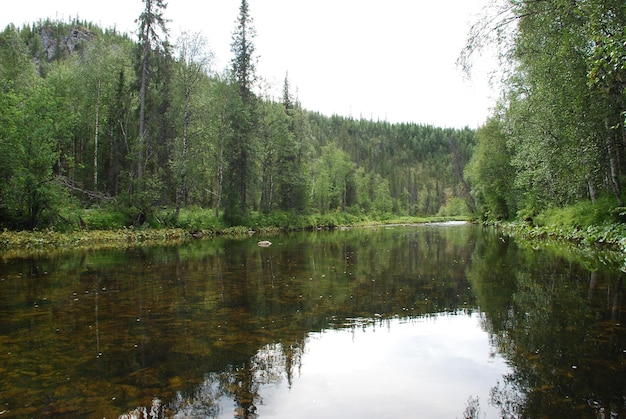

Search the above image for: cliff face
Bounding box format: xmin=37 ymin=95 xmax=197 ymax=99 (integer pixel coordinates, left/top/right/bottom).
xmin=37 ymin=25 xmax=94 ymax=62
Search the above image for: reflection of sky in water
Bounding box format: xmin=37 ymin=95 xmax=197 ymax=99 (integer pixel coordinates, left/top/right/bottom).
xmin=219 ymin=313 xmax=511 ymax=419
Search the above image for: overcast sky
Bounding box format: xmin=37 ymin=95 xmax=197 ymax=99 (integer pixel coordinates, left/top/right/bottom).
xmin=2 ymin=0 xmax=497 ymax=128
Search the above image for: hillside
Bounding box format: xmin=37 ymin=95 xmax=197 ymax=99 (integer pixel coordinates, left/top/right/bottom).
xmin=0 ymin=18 xmax=474 ymax=230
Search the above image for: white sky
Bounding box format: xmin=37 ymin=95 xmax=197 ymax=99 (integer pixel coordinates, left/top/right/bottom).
xmin=1 ymin=0 xmax=498 ymax=128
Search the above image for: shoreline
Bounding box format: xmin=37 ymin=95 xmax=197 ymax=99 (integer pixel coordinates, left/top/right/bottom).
xmin=0 ymin=219 xmax=471 ymax=256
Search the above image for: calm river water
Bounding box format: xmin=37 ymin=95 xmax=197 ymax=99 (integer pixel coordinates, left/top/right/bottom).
xmin=0 ymin=223 xmax=625 ymax=418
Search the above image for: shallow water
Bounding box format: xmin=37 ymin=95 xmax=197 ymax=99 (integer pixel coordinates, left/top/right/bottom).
xmin=0 ymin=224 xmax=624 ymax=418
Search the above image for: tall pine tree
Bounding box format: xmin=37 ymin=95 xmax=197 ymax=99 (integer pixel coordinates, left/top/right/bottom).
xmin=134 ymin=0 xmax=169 ymax=222
xmin=136 ymin=0 xmax=168 ymax=183
xmin=223 ymin=0 xmax=258 ymax=225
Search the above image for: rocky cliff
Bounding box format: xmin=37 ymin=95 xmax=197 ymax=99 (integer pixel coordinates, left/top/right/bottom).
xmin=37 ymin=25 xmax=94 ymax=62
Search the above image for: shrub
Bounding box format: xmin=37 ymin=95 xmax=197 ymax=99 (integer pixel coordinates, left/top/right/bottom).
xmin=173 ymin=207 xmax=226 ymax=231
xmin=534 ymin=196 xmax=620 ymax=229
xmin=437 ymin=197 xmax=470 ymax=217
xmin=82 ymin=207 xmax=129 ymax=230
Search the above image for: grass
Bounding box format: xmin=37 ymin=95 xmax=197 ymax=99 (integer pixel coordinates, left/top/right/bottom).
xmin=0 ymin=206 xmax=470 ymax=254
xmin=0 ymin=227 xmax=192 ymax=257
xmin=493 ymin=196 xmax=626 ymax=254
xmin=533 ymin=197 xmax=623 ymax=229
xmin=4 ymin=197 xmax=624 ymax=257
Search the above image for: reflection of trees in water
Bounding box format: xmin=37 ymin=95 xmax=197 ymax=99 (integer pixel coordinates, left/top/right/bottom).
xmin=17 ymin=225 xmax=614 ymax=416
xmin=470 ymin=241 xmax=626 ymax=418
xmin=119 ymin=341 xmax=305 ymax=418
xmin=116 ymin=228 xmax=480 ymax=417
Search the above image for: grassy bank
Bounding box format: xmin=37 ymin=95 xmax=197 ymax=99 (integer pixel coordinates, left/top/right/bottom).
xmin=0 ymin=206 xmax=468 ymax=253
xmin=491 ymin=198 xmax=626 ymax=255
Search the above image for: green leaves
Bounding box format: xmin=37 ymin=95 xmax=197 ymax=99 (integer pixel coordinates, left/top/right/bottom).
xmin=0 ymin=16 xmax=476 ymax=230
xmin=465 ymin=117 xmax=515 ymax=220
xmin=477 ymin=0 xmax=626 ymax=214
xmin=0 ymin=81 xmax=72 ymax=229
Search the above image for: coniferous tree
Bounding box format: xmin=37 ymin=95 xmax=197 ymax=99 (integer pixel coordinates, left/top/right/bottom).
xmin=275 ymin=73 xmax=309 ymax=213
xmin=103 ymin=67 xmax=132 ymax=197
xmin=134 ymin=0 xmax=170 ymax=223
xmin=136 ymin=0 xmax=168 ymax=184
xmin=282 ymin=72 xmax=293 ymax=111
xmin=224 ymin=0 xmax=258 ymax=225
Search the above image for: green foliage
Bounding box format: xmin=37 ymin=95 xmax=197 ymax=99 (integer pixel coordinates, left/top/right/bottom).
xmin=437 ymin=197 xmax=470 ymax=217
xmin=493 ymin=195 xmax=626 ymax=256
xmin=230 ymin=0 xmax=256 ymax=101
xmin=465 ymin=117 xmax=516 ymax=220
xmin=0 ymin=227 xmax=191 ymax=253
xmin=0 ymin=17 xmax=474 ymax=231
xmin=81 ymin=206 xmax=130 ymax=230
xmin=0 ymin=77 xmax=75 ymax=229
xmin=482 ymin=0 xmax=624 ymax=212
xmin=534 ymin=196 xmax=621 ymax=230
xmin=222 ymin=79 xmax=256 ymax=225
xmin=0 ymin=24 xmax=37 ymax=90
xmin=221 ymin=0 xmax=259 ymax=226
xmin=170 ymin=207 xmax=227 ymax=231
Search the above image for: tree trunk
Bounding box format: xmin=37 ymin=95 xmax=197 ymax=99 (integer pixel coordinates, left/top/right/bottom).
xmin=449 ymin=138 xmax=476 ymax=213
xmin=215 ymin=163 xmax=223 ymax=218
xmin=138 ymin=53 xmax=148 ymax=183
xmin=606 ymin=117 xmax=623 ymax=205
xmin=587 ymin=176 xmax=598 ymax=203
xmin=93 ymin=80 xmax=100 ymax=191
xmin=175 ymin=88 xmax=191 ymax=219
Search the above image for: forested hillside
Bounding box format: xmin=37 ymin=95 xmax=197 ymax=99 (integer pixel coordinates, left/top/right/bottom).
xmin=0 ymin=4 xmax=474 ymax=231
xmin=5 ymin=0 xmax=622 ymax=234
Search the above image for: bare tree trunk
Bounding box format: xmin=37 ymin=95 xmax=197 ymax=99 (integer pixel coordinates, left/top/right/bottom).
xmin=94 ymin=80 xmax=100 ymax=190
xmin=175 ymin=88 xmax=191 ymax=219
xmin=587 ymin=177 xmax=598 ymax=203
xmin=606 ymin=117 xmax=623 ymax=205
xmin=215 ymin=164 xmax=223 ymax=218
xmin=268 ymin=172 xmax=273 ymax=211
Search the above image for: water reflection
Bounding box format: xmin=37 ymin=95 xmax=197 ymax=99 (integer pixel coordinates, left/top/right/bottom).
xmin=120 ymin=314 xmax=508 ymax=419
xmin=255 ymin=314 xmax=507 ymax=419
xmin=0 ymin=224 xmax=625 ymax=417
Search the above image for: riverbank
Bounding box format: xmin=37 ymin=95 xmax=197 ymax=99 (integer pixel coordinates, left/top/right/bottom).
xmin=3 ymin=214 xmax=624 ymax=266
xmin=481 ymin=197 xmax=626 ymax=259
xmin=497 ymin=222 xmax=626 ymax=250
xmin=0 ymin=216 xmax=467 ymax=255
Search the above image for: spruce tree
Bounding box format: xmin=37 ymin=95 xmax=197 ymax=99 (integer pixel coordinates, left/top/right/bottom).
xmin=134 ymin=0 xmax=169 ymax=223
xmin=223 ymin=0 xmax=258 ymax=225
xmin=136 ymin=0 xmax=168 ymax=184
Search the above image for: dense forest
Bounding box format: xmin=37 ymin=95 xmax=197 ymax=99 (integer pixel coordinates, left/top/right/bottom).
xmin=0 ymin=0 xmax=624 ymax=232
xmin=463 ymin=0 xmax=626 ymax=223
xmin=0 ymin=0 xmax=474 ymax=231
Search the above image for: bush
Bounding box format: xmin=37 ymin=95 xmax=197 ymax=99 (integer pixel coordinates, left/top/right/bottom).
xmin=82 ymin=207 xmax=130 ymax=230
xmin=437 ymin=197 xmax=470 ymax=217
xmin=534 ymin=196 xmax=620 ymax=229
xmin=172 ymin=207 xmax=226 ymax=231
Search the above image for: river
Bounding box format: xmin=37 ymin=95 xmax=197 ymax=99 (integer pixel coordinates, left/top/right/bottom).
xmin=0 ymin=223 xmax=624 ymax=418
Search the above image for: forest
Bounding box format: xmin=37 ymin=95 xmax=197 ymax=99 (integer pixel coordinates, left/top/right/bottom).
xmin=0 ymin=0 xmax=624 ymax=234
xmin=0 ymin=0 xmax=474 ymax=231
xmin=463 ymin=0 xmax=626 ymax=227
